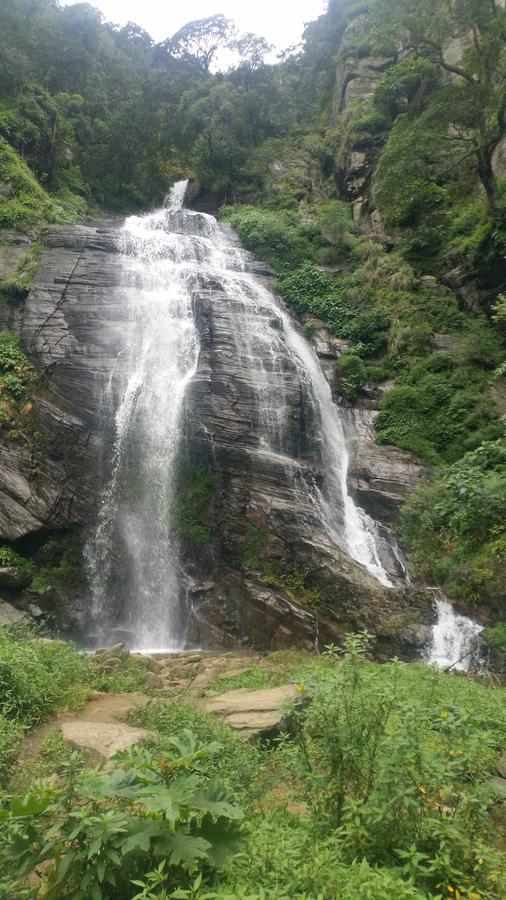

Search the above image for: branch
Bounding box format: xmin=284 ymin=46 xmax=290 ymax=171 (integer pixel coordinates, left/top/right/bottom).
xmin=432 ymin=56 xmax=480 ymax=85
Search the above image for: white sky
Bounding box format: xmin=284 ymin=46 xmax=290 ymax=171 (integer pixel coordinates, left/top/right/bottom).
xmin=61 ymin=0 xmax=327 ymax=51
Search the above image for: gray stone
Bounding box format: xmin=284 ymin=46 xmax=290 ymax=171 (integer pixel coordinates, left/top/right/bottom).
xmin=202 ymin=685 xmax=299 ymax=738
xmin=60 ymin=721 xmax=149 ymax=759
xmin=95 ymin=642 xmax=126 ymax=657
xmin=0 ymin=566 xmax=32 ymax=589
xmin=0 ymin=598 xmax=24 ymax=624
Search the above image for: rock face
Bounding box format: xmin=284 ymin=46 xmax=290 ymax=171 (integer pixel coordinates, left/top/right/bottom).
xmin=0 ymin=566 xmax=32 ymax=589
xmin=0 ymin=220 xmax=434 ymax=655
xmin=0 ymin=224 xmax=122 ymax=548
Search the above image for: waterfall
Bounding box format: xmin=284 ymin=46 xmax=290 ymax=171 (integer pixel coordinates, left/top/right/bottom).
xmin=427 ymin=596 xmax=483 ymax=672
xmin=86 ymin=182 xmax=391 ymax=649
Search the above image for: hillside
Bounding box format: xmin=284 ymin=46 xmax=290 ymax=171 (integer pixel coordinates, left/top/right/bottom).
xmin=0 ymin=0 xmax=505 ymax=641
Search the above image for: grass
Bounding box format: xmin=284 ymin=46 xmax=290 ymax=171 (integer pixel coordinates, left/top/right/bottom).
xmin=0 ymin=639 xmax=505 ymax=897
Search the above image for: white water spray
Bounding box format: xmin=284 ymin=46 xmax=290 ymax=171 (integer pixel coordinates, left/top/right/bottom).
xmin=427 ymin=596 xmax=483 ymax=671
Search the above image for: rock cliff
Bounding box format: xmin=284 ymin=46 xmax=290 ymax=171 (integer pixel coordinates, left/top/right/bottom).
xmin=0 ymin=221 xmax=433 ymax=655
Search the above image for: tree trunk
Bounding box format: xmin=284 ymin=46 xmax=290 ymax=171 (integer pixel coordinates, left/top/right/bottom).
xmin=476 ymin=144 xmax=504 ymax=219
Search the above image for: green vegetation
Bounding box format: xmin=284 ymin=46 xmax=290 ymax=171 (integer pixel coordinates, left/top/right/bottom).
xmin=0 ymin=331 xmax=36 ymax=429
xmin=1 ymin=637 xmax=505 ymax=898
xmin=173 ymin=460 xmax=218 ymax=547
xmin=0 ymin=545 xmax=33 ymax=570
xmin=484 ymin=624 xmax=506 ymax=654
xmin=2 ymin=735 xmax=244 ymax=900
xmin=399 ymin=439 xmax=506 ymax=608
xmin=241 ymin=525 xmax=321 ymax=606
xmin=0 ymin=624 xmax=150 ymax=783
xmin=0 ymin=240 xmax=41 ymax=298
xmin=0 ymin=624 xmax=89 ymax=726
xmin=30 ymin=534 xmax=85 ymax=592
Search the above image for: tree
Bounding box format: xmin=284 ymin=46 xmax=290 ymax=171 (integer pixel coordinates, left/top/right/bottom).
xmin=371 ymin=0 xmax=506 ymax=219
xmin=159 ymin=15 xmax=236 ymax=73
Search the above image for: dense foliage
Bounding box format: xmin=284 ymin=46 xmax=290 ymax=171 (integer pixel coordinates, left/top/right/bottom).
xmin=1 ymin=636 xmax=505 ymax=898
xmin=399 ymin=439 xmax=506 ymax=609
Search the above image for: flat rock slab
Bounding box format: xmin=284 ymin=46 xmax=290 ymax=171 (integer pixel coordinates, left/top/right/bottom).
xmin=57 ymin=692 xmax=149 ymax=760
xmin=60 ymin=721 xmax=149 ymax=760
xmin=201 ymin=685 xmax=298 ymax=739
xmin=0 ymin=598 xmax=25 ymax=624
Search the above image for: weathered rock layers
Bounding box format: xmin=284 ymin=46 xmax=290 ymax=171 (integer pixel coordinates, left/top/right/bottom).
xmin=0 ymin=221 xmax=432 ymax=655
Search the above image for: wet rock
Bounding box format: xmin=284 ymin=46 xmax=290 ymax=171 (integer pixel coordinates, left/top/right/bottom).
xmin=26 ymin=603 xmax=44 ymax=619
xmin=0 ymin=566 xmax=32 ymax=589
xmin=95 ymin=642 xmax=126 ymax=657
xmin=346 ymin=408 xmax=431 ymax=523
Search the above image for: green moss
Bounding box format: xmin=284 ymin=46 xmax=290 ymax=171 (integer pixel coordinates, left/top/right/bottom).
xmin=242 ymin=523 xmax=271 ymax=568
xmin=0 ymin=331 xmax=36 ymax=430
xmin=173 ymin=460 xmax=218 ymax=547
xmin=30 ymin=534 xmax=84 ymax=591
xmin=0 ymin=546 xmax=33 ymax=570
xmin=261 ymin=559 xmax=321 ymax=607
xmin=1 ymin=241 xmax=41 ymax=298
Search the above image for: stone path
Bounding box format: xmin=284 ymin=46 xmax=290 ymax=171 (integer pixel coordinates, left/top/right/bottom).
xmin=22 ymin=647 xmax=299 ymax=767
xmin=22 ymin=692 xmax=149 ymax=763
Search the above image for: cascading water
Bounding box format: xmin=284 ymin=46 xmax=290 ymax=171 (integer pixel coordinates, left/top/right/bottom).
xmin=86 ymin=181 xmax=201 ymax=650
xmin=86 ymin=181 xmax=393 ymax=649
xmin=427 ymin=595 xmax=483 ymax=672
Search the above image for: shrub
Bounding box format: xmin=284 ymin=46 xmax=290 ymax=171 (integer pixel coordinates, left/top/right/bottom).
xmin=315 ymin=199 xmax=356 ymax=245
xmin=398 ymin=439 xmax=506 ymax=607
xmin=131 ymin=701 xmax=260 ymax=801
xmin=289 ymin=635 xmax=506 ymax=898
xmin=0 ymin=623 xmax=91 ymax=725
xmin=0 ymin=140 xmax=60 ymax=231
xmin=0 ymin=714 xmax=24 ymax=785
xmin=1 ymin=735 xmax=244 ymax=899
xmin=0 ymin=546 xmax=33 ymax=569
xmin=221 ymin=205 xmax=316 ymax=270
xmin=375 ymin=354 xmax=502 ymax=465
xmin=278 ymin=263 xmax=390 ymax=353
xmin=0 ymin=331 xmax=36 ymax=427
xmin=1 ymin=241 xmax=41 ymax=298
xmin=335 ymin=351 xmax=367 ymax=400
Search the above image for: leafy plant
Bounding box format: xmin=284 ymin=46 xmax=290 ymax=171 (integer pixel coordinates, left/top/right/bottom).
xmin=1 ymin=734 xmax=245 ymax=900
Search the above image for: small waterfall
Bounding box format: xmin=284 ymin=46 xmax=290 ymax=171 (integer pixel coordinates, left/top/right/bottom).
xmin=86 ymin=182 xmax=393 ymax=649
xmin=163 ymin=179 xmax=189 ymax=209
xmin=427 ymin=596 xmax=483 ymax=671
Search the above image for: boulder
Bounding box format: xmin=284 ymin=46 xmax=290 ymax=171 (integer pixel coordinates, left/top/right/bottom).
xmin=201 ymin=684 xmax=299 ymax=739
xmin=60 ymin=721 xmax=149 ymax=760
xmin=0 ymin=566 xmax=32 ymax=589
xmin=0 ymin=598 xmax=25 ymax=624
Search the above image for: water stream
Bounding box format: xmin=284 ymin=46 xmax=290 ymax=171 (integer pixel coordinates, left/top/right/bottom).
xmin=86 ymin=181 xmax=481 ymax=658
xmin=427 ymin=595 xmax=483 ymax=672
